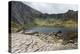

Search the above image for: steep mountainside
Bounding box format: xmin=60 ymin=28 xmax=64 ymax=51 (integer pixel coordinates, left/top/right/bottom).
xmin=10 ymin=1 xmax=42 ymax=25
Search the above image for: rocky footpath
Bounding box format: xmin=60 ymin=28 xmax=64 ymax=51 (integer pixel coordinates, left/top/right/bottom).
xmin=10 ymin=32 xmax=78 ymax=53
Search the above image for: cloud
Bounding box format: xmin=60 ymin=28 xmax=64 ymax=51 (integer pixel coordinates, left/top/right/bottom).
xmin=23 ymin=2 xmax=78 ymax=14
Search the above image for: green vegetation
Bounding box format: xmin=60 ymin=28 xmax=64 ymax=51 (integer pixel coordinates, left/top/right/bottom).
xmin=34 ymin=18 xmax=77 ymax=28
xmin=11 ymin=20 xmax=37 ymax=32
xmin=11 ymin=21 xmax=23 ymax=32
xmin=11 ymin=17 xmax=77 ymax=32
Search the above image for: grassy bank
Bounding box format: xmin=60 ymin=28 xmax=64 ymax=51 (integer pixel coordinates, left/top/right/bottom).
xmin=34 ymin=18 xmax=77 ymax=28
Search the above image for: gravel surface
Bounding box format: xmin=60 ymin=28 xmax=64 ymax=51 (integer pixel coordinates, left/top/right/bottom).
xmin=10 ymin=33 xmax=78 ymax=53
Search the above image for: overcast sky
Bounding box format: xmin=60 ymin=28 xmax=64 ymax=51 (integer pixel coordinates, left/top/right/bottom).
xmin=24 ymin=2 xmax=78 ymax=14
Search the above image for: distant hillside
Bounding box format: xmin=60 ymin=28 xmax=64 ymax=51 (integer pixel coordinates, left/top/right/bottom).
xmin=65 ymin=10 xmax=78 ymax=21
xmin=43 ymin=10 xmax=78 ymax=21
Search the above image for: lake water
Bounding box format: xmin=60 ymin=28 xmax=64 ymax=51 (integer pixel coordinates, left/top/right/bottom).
xmin=25 ymin=27 xmax=77 ymax=33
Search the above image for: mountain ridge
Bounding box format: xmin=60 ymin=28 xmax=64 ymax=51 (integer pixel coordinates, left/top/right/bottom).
xmin=10 ymin=1 xmax=78 ymax=25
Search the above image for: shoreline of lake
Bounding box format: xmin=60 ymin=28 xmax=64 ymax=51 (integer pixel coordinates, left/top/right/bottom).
xmin=10 ymin=33 xmax=78 ymax=53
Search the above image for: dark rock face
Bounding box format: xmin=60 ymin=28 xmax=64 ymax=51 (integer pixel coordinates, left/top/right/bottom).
xmin=10 ymin=1 xmax=42 ymax=25
xmin=65 ymin=10 xmax=78 ymax=21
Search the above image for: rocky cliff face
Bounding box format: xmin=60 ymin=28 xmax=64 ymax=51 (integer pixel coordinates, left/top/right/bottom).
xmin=10 ymin=1 xmax=42 ymax=25
xmin=65 ymin=10 xmax=78 ymax=21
